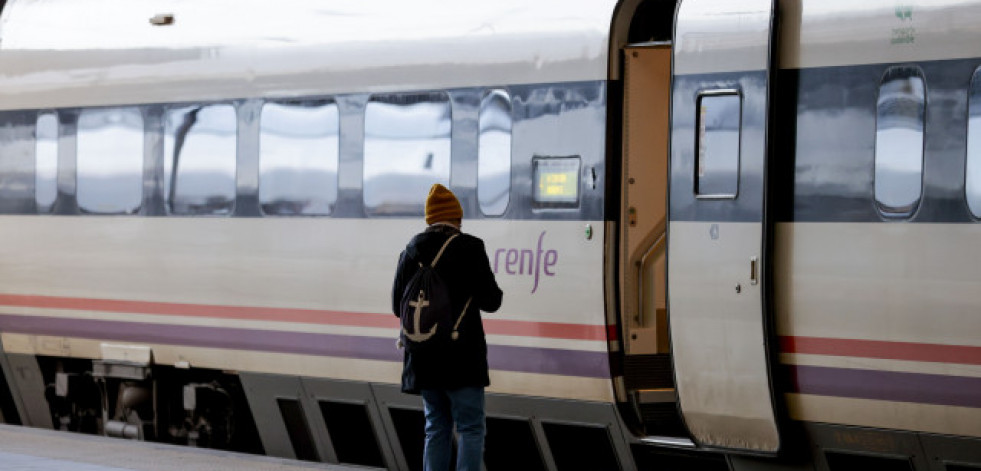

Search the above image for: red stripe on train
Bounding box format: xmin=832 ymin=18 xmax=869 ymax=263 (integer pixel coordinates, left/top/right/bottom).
xmin=780 ymin=335 xmax=981 ymax=366
xmin=0 ymin=294 xmax=609 ymax=341
xmin=607 ymin=324 xmax=619 ymax=342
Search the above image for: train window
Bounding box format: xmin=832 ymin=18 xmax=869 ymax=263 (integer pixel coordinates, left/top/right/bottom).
xmin=259 ymin=100 xmax=339 ymax=216
xmin=967 ymin=67 xmax=981 ymax=218
xmin=478 ymin=90 xmax=512 ymax=216
xmin=76 ymin=108 xmax=144 ymax=214
xmin=533 ymin=156 xmax=580 ymax=207
xmin=0 ymin=111 xmax=38 ymax=214
xmin=35 ymin=112 xmax=58 ymax=212
xmin=363 ymin=92 xmax=451 ymax=215
xmin=875 ymin=67 xmax=925 ymax=217
xmin=164 ymin=104 xmax=237 ymax=215
xmin=695 ymin=91 xmax=741 ymax=198
xmin=0 ymin=113 xmax=37 ymax=214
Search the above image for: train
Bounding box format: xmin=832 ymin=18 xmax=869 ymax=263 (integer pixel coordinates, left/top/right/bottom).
xmin=0 ymin=0 xmax=977 ymax=470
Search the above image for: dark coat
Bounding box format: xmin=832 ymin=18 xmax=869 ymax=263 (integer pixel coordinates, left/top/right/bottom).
xmin=392 ymin=224 xmax=503 ymax=393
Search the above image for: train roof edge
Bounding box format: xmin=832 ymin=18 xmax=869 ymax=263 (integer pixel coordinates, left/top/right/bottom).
xmin=0 ymin=0 xmax=619 ymax=109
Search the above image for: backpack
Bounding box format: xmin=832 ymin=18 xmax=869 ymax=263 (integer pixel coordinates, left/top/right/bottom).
xmin=398 ymin=233 xmax=472 ymax=352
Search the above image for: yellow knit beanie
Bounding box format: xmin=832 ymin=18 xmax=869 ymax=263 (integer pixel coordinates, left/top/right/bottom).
xmin=425 ymin=183 xmax=463 ymax=225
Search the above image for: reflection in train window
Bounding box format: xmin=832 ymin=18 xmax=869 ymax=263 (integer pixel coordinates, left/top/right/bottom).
xmin=695 ymin=91 xmax=741 ymax=198
xmin=164 ymin=104 xmax=237 ymax=215
xmin=76 ymin=108 xmax=144 ymax=214
xmin=0 ymin=113 xmax=36 ymax=214
xmin=875 ymin=67 xmax=925 ymax=217
xmin=478 ymin=90 xmax=512 ymax=216
xmin=260 ymin=100 xmax=339 ymax=216
xmin=35 ymin=112 xmax=58 ymax=213
xmin=967 ymin=67 xmax=981 ymax=218
xmin=363 ymin=92 xmax=451 ymax=215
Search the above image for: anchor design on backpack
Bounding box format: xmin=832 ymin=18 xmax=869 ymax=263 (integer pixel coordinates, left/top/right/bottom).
xmin=398 ymin=234 xmax=472 ymax=350
xmin=406 ymin=290 xmax=434 ymax=342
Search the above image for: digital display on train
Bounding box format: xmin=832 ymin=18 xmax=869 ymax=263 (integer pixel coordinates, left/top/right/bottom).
xmin=533 ymin=156 xmax=580 ymax=206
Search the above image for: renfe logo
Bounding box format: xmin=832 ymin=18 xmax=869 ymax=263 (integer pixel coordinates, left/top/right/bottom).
xmin=492 ymin=231 xmax=557 ymax=294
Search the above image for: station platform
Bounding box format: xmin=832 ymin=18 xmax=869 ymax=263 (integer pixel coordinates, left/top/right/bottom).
xmin=0 ymin=424 xmax=363 ymax=471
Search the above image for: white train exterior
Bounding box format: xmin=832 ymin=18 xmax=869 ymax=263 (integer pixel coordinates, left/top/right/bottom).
xmin=0 ymin=0 xmax=976 ymax=470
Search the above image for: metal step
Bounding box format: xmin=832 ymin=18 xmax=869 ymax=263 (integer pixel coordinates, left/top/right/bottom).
xmin=632 ymin=390 xmax=687 ymax=437
xmin=633 ymin=437 xmax=730 ymax=471
xmin=634 ymin=388 xmax=675 ymax=404
xmin=639 ymin=436 xmax=696 ymax=448
xmin=623 ymin=354 xmax=674 ymax=390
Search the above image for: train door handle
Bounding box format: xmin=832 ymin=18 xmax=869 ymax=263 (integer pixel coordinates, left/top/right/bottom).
xmin=750 ymin=256 xmax=759 ymax=286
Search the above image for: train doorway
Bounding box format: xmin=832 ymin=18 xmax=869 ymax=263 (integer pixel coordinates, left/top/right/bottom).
xmin=617 ymin=40 xmax=679 ymax=437
xmin=613 ymin=0 xmax=684 ymax=444
xmin=612 ymin=0 xmax=782 ymax=455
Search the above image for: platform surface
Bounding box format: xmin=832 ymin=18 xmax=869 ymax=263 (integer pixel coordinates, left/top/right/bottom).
xmin=0 ymin=424 xmax=363 ymax=471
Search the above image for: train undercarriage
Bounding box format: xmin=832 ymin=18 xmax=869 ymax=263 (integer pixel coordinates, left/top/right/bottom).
xmin=35 ymin=355 xmax=262 ymax=454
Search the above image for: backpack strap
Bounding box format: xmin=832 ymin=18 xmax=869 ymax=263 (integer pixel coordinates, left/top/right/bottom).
xmin=450 ymin=296 xmax=473 ymax=341
xmin=430 ymin=233 xmax=459 ymax=268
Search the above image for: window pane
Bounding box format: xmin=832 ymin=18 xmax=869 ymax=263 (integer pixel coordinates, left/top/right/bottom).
xmin=875 ymin=67 xmax=925 ymax=216
xmin=363 ymin=93 xmax=451 ymax=215
xmin=533 ymin=156 xmax=580 ymax=206
xmin=77 ymin=108 xmax=144 ymax=214
xmin=164 ymin=104 xmax=237 ymax=215
xmin=695 ymin=93 xmax=740 ymax=197
xmin=35 ymin=112 xmax=58 ymax=212
xmin=967 ymin=67 xmax=981 ymax=218
xmin=0 ymin=112 xmax=40 ymax=214
xmin=478 ymin=90 xmax=512 ymax=216
xmin=260 ymin=100 xmax=339 ymax=215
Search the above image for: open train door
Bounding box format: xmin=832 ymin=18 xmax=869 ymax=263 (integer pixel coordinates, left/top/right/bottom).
xmin=667 ymin=0 xmax=781 ymax=453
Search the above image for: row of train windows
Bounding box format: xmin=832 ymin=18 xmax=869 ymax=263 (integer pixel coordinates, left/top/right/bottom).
xmin=31 ymin=91 xmax=513 ymax=216
xmin=694 ymin=66 xmax=981 ymax=219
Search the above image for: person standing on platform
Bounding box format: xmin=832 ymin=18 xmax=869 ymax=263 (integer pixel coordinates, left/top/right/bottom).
xmin=392 ymin=183 xmax=503 ymax=471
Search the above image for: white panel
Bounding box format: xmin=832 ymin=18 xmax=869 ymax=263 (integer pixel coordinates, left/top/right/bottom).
xmin=669 ymin=221 xmax=779 ymax=451
xmin=0 ymin=0 xmax=617 ymax=109
xmin=787 ymin=394 xmax=981 ymax=438
xmin=0 ymin=217 xmax=604 ymax=325
xmin=774 ymin=222 xmax=981 ymax=345
xmin=0 ymin=216 xmax=610 ymax=403
xmin=775 ymin=222 xmax=981 ymax=439
xmin=670 ymin=0 xmax=779 ymax=453
xmin=674 ymin=0 xmax=773 ymax=75
xmin=779 ymin=0 xmax=981 ymax=69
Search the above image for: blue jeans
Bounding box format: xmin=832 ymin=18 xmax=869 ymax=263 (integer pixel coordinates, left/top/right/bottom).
xmin=421 ymin=387 xmax=485 ymax=471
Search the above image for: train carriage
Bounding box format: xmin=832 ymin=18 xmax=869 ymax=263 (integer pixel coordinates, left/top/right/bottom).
xmin=0 ymin=0 xmax=976 ymax=470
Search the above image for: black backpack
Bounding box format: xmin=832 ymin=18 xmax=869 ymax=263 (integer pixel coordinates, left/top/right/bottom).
xmin=398 ymin=234 xmax=472 ymax=352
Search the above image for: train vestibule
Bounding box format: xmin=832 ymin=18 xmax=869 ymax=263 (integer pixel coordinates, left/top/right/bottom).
xmin=616 ymin=40 xmax=679 ymax=441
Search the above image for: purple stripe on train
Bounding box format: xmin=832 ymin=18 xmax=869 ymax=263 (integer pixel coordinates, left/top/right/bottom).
xmin=787 ymin=365 xmax=981 ymax=408
xmin=0 ymin=314 xmax=609 ymax=379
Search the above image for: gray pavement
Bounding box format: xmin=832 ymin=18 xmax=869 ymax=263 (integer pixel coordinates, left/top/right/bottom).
xmin=0 ymin=425 xmax=364 ymax=471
